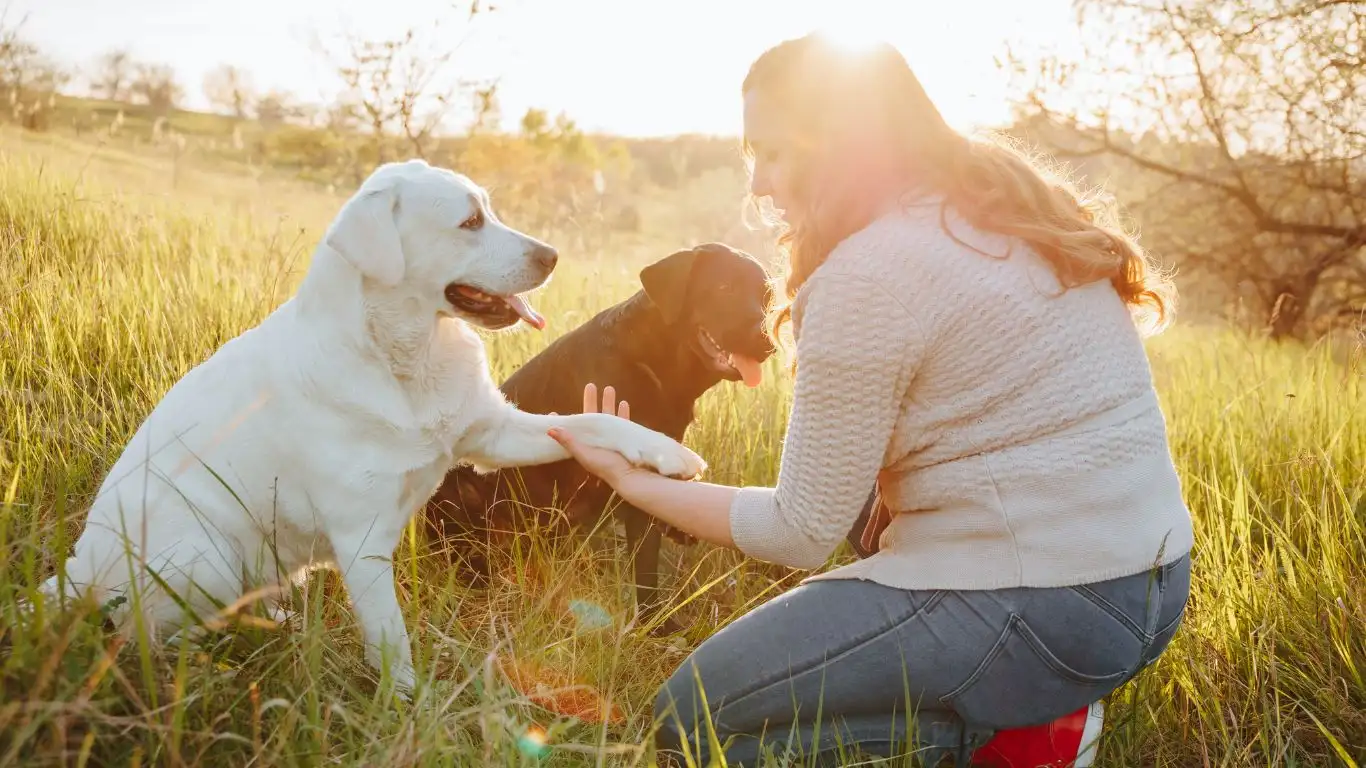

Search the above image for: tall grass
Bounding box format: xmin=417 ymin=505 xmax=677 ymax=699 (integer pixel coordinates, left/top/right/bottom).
xmin=1 ymin=137 xmax=1363 ymax=766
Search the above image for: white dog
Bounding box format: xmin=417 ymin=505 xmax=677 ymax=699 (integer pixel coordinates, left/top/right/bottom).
xmin=39 ymin=159 xmax=705 ymax=694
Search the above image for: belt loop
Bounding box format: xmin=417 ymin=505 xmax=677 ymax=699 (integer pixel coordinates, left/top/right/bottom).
xmin=1157 ymin=560 xmax=1168 ymax=588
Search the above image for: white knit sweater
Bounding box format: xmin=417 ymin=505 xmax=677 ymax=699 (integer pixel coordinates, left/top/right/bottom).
xmin=729 ymin=198 xmax=1194 ymax=590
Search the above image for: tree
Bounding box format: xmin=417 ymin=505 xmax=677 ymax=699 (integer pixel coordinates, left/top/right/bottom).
xmin=468 ymin=82 xmax=500 ymax=134
xmin=90 ymin=48 xmax=133 ymax=101
xmin=202 ymin=63 xmax=256 ymax=118
xmin=0 ymin=11 xmax=68 ymax=129
xmin=255 ymin=89 xmax=302 ymax=129
xmin=313 ymin=1 xmax=493 ymax=164
xmin=1007 ymin=0 xmax=1365 ymax=338
xmin=130 ymin=62 xmax=182 ymax=115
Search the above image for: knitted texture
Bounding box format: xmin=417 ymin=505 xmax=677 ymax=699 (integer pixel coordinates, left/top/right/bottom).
xmin=729 ymin=198 xmax=1194 ymax=590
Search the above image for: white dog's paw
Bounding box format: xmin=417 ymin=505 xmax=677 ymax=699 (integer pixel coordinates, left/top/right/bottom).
xmin=370 ymin=657 xmax=418 ymax=701
xmin=391 ymin=664 xmax=417 ymax=700
xmin=618 ymin=428 xmax=707 ymax=480
xmin=265 ymin=602 xmax=298 ymax=627
xmin=572 ymin=414 xmax=706 ymax=479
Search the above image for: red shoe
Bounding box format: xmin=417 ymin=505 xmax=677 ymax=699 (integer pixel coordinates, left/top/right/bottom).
xmin=969 ymin=701 xmax=1104 ymax=768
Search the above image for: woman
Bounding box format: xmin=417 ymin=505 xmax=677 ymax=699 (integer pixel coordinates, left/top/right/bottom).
xmin=548 ymin=32 xmax=1193 ymax=766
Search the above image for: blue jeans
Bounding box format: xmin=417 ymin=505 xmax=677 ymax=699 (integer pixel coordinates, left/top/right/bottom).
xmin=653 ymin=552 xmax=1191 ymax=766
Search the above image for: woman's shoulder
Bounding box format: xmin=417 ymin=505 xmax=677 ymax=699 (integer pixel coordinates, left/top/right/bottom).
xmin=822 ymin=197 xmax=1012 ymax=277
xmin=790 ymin=206 xmax=950 ymax=336
xmin=806 ymin=196 xmax=1100 ymax=338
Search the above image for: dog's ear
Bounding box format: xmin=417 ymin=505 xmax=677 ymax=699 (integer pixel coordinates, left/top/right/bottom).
xmin=323 ymin=181 xmax=405 ymax=287
xmin=640 ymin=246 xmax=701 ymax=324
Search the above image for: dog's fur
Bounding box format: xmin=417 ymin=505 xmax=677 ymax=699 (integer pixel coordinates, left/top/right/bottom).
xmin=38 ymin=159 xmax=705 ymax=694
xmin=424 ymin=243 xmax=773 ymax=633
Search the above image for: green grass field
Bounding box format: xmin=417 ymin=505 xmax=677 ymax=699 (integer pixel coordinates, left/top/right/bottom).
xmin=1 ymin=128 xmax=1364 ymax=767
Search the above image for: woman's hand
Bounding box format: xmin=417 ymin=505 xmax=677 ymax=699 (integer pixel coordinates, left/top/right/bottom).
xmin=547 ymin=383 xmax=644 ymax=488
xmin=549 ymin=383 xmax=740 ymax=549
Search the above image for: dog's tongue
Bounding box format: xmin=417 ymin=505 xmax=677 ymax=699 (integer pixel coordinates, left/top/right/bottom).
xmin=505 ymin=294 xmax=545 ymax=330
xmin=730 ymin=354 xmax=763 ymax=388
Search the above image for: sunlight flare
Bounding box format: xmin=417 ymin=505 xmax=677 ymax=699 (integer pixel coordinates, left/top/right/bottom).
xmin=517 ymin=724 xmax=549 ymax=758
xmin=813 ymin=16 xmax=887 ymax=57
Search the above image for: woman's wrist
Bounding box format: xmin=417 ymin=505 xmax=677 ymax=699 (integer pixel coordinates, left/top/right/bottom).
xmin=611 ymin=468 xmax=675 ymax=507
xmin=608 ymin=470 xmax=739 ymax=549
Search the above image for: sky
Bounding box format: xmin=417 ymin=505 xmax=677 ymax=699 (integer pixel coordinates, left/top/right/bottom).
xmin=12 ymin=0 xmax=1084 ymax=138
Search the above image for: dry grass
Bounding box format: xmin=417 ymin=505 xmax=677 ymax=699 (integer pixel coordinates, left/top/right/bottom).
xmin=1 ymin=130 xmax=1363 ymax=766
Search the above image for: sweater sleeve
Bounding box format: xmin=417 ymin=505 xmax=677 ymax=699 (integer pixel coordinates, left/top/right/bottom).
xmin=729 ymin=270 xmax=926 ymax=569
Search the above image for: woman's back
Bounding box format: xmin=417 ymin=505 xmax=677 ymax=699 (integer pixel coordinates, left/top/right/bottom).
xmin=790 ymin=198 xmax=1193 ymax=590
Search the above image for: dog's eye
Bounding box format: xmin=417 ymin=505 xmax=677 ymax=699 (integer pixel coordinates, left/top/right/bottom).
xmin=459 ymin=209 xmax=485 ymax=231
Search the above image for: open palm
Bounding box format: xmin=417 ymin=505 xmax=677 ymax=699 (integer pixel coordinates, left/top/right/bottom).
xmin=549 ymin=383 xmax=643 ymax=487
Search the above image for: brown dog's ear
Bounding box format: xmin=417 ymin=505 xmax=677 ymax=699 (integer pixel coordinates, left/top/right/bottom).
xmin=640 ymin=246 xmax=701 ymax=324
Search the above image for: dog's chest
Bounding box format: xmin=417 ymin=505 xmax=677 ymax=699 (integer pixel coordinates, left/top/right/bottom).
xmin=395 ymin=390 xmax=478 ymax=508
xmin=401 ymin=459 xmax=452 ymax=516
xmin=405 ymin=325 xmax=488 ymax=448
xmin=405 ymin=387 xmax=477 ymax=459
xmin=385 ymin=322 xmax=497 ymax=509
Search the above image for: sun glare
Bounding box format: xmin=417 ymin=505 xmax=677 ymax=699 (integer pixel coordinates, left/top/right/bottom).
xmin=814 ymin=16 xmax=888 ymax=56
xmin=793 ymin=2 xmax=1053 ymax=133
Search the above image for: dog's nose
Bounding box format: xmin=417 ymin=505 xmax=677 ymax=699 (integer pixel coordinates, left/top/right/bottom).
xmin=531 ymin=244 xmax=559 ymax=270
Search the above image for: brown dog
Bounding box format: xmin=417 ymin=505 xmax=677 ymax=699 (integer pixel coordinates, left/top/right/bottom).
xmin=424 ymin=243 xmax=775 ymax=633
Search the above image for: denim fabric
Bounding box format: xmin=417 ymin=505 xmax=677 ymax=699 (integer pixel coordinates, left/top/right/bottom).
xmin=654 ymin=553 xmax=1190 ymax=766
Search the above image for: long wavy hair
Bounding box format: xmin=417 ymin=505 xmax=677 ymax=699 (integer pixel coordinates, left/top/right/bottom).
xmin=742 ymin=33 xmax=1175 ymax=361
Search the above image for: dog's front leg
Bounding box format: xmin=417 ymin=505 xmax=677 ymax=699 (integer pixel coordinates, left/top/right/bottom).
xmin=621 ymin=504 xmax=679 ymax=635
xmin=330 ymin=522 xmax=416 ymax=695
xmin=463 ymin=407 xmax=705 ymax=480
xmin=462 ymin=409 xmax=571 ymax=470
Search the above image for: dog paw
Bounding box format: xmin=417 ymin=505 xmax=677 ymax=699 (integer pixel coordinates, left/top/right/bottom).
xmin=576 ymin=415 xmax=706 ymax=479
xmin=265 ymin=602 xmax=298 ymax=627
xmin=390 ymin=664 xmax=418 ymax=700
xmin=624 ymin=432 xmax=706 ymax=480
xmin=657 ymin=443 xmax=707 ymax=480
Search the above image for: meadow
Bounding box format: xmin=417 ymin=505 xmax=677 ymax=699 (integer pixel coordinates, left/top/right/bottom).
xmin=1 ymin=124 xmax=1364 ymax=767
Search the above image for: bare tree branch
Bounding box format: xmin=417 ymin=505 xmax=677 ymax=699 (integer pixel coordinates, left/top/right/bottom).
xmin=1009 ymin=0 xmax=1365 ymax=338
xmin=312 ymin=2 xmax=493 ymax=169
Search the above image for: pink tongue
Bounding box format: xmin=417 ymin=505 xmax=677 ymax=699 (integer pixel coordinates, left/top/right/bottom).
xmin=730 ymin=354 xmax=763 ymax=388
xmin=504 ymin=294 xmax=545 ymax=330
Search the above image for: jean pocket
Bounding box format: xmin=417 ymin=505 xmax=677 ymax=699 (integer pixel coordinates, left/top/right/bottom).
xmin=1143 ymin=557 xmax=1192 ymax=666
xmin=940 ymin=614 xmax=1132 ymax=730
